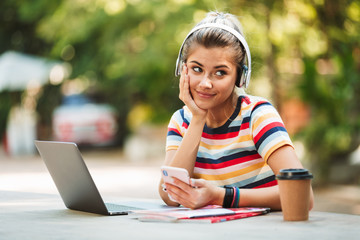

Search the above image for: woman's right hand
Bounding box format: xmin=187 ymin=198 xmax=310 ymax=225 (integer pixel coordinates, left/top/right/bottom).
xmin=179 ymin=64 xmax=208 ymax=118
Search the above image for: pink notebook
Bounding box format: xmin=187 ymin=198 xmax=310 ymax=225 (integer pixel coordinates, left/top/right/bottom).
xmin=133 ymin=205 xmax=270 ymax=223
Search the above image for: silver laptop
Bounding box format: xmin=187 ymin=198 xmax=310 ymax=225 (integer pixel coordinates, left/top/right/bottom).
xmin=35 ymin=140 xmax=146 ymax=215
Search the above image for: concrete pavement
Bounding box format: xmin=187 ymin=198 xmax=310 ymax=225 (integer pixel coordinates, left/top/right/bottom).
xmin=0 ymin=146 xmax=163 ymax=200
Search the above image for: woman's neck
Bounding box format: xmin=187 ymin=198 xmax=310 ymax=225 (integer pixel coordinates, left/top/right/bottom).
xmin=205 ymin=94 xmax=238 ymax=129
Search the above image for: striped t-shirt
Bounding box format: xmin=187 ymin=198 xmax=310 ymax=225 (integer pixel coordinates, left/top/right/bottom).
xmin=166 ymin=95 xmax=293 ymax=189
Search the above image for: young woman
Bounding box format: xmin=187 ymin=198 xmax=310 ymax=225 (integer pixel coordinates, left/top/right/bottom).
xmin=158 ymin=11 xmax=314 ymax=210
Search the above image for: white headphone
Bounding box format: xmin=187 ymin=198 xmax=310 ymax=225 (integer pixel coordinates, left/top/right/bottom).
xmin=175 ymin=23 xmax=252 ymax=88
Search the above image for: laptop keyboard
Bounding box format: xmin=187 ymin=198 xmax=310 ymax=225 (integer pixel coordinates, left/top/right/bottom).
xmin=105 ymin=203 xmax=142 ymax=212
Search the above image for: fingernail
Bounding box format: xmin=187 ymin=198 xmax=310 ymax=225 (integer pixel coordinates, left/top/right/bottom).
xmin=190 ymin=178 xmax=198 ymax=188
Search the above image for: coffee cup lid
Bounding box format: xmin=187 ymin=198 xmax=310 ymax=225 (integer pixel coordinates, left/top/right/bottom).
xmin=276 ymin=168 xmax=313 ymax=180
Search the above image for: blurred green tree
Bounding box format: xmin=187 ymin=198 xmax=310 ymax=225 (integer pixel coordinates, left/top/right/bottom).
xmin=240 ymin=0 xmax=360 ymax=184
xmin=0 ymin=0 xmax=59 ymax=141
xmin=297 ymin=0 xmax=360 ymax=184
xmin=31 ymin=0 xmax=211 ymax=144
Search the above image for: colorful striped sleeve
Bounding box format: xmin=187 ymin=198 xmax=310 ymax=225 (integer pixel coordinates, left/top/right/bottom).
xmin=250 ymin=100 xmax=293 ymax=162
xmin=166 ymin=108 xmax=187 ymax=151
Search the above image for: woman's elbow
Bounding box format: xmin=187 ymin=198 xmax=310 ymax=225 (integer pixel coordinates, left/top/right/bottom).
xmin=158 ymin=184 xmax=180 ymax=207
xmin=160 ymin=195 xmax=180 ymax=207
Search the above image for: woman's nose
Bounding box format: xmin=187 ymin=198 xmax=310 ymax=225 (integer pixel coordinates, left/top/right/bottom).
xmin=199 ymin=75 xmax=212 ymax=88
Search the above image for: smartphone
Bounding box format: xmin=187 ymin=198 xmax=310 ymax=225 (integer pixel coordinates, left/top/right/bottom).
xmin=161 ymin=166 xmax=191 ymax=185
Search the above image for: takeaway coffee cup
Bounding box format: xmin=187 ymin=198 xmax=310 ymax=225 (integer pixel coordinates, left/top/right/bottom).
xmin=276 ymin=168 xmax=313 ymax=221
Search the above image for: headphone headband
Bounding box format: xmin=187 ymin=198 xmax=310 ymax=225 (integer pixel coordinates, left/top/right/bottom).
xmin=175 ymin=23 xmax=252 ymax=88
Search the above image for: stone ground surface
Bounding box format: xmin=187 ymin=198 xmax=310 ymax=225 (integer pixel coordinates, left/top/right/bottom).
xmin=1 ymin=146 xmax=360 ymax=215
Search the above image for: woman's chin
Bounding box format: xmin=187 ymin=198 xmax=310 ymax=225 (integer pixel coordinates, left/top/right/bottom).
xmin=194 ymin=100 xmax=212 ymax=111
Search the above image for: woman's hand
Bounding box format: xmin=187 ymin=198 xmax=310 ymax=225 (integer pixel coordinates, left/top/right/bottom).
xmin=179 ymin=64 xmax=208 ymax=119
xmin=164 ymin=177 xmax=225 ymax=209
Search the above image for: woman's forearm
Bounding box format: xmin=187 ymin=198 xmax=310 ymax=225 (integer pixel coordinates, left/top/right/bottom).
xmin=159 ymin=116 xmax=206 ymax=205
xmin=238 ymin=186 xmax=282 ymax=210
xmin=165 ymin=116 xmax=206 ymax=176
xmin=205 ymin=185 xmax=281 ymax=210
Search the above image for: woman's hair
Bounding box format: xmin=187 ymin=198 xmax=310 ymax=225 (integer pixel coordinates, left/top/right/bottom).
xmin=182 ymin=11 xmax=247 ymax=87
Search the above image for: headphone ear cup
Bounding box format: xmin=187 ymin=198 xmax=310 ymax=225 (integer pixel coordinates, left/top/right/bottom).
xmin=236 ymin=65 xmax=250 ymax=88
xmin=236 ymin=67 xmax=242 ymax=87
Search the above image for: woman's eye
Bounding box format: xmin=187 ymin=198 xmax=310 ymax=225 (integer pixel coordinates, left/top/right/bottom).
xmin=215 ymin=70 xmax=226 ymax=76
xmin=193 ymin=67 xmax=202 ymax=73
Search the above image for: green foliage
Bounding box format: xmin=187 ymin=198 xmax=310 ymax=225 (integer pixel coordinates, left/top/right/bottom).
xmin=295 ymin=1 xmax=360 ymax=184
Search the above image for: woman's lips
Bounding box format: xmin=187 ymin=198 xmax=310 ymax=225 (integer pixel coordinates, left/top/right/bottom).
xmin=196 ymin=91 xmax=215 ymax=99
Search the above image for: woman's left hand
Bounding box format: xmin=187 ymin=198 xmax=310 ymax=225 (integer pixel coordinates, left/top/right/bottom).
xmin=164 ymin=178 xmax=224 ymax=209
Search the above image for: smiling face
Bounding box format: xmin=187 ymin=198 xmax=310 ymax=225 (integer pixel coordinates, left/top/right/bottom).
xmin=186 ymin=45 xmax=237 ymax=112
